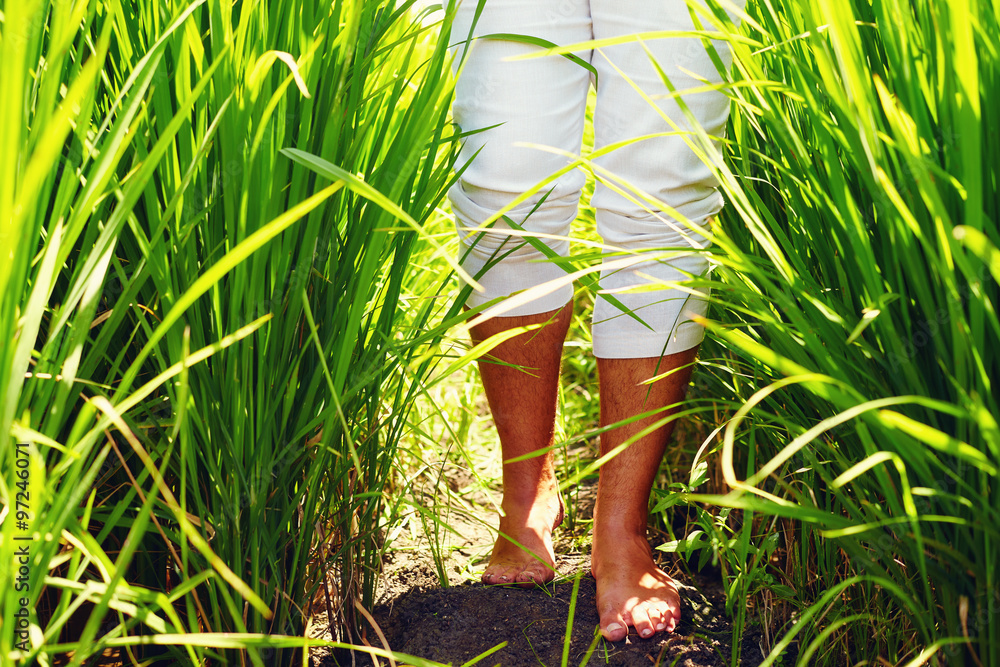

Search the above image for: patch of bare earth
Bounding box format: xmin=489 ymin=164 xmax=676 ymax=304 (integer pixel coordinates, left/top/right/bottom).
xmin=311 ymin=473 xmax=765 ymax=667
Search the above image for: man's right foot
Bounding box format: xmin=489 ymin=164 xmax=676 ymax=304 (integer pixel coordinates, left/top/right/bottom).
xmin=481 ymin=486 xmax=563 ymax=588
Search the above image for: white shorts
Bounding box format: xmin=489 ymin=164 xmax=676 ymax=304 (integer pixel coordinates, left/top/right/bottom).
xmin=449 ymin=0 xmax=742 ymax=358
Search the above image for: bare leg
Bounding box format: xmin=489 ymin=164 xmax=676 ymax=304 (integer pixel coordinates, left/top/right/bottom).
xmin=471 ymin=302 xmax=572 ymax=587
xmin=591 ymin=345 xmax=699 ymax=640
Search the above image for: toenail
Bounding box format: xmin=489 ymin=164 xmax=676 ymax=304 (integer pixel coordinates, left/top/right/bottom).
xmin=606 ymin=623 xmax=623 ymax=633
xmin=642 ymin=629 xmax=653 ymax=638
xmin=656 ymin=623 xmax=665 ymax=631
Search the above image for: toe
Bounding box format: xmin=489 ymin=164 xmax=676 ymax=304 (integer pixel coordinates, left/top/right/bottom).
xmin=515 ymin=570 xmax=544 ymax=588
xmin=515 ymin=562 xmax=554 ymax=588
xmin=667 ymin=604 xmax=680 ymax=632
xmin=646 ymin=606 xmax=665 ymax=633
xmin=599 ymin=609 xmax=629 ymax=642
xmin=655 ymin=600 xmax=678 ymax=632
xmin=482 ymin=564 xmax=516 ymax=586
xmin=515 ymin=570 xmax=539 ymax=588
xmin=630 ymin=603 xmax=656 ymax=639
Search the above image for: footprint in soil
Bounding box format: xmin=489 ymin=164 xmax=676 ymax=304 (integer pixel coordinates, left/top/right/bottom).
xmin=323 ymin=570 xmax=764 ymax=667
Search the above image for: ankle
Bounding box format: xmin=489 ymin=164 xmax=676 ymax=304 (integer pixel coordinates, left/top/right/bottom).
xmin=593 ymin=500 xmax=650 ymax=544
xmin=501 ymin=491 xmax=560 ymax=520
xmin=592 ymin=528 xmax=650 ymax=563
xmin=501 ymin=472 xmax=558 ymax=505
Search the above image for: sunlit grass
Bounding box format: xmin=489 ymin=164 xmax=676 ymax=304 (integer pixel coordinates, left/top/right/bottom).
xmin=3 ymin=0 xmax=997 ymax=665
xmin=676 ymin=0 xmax=1000 ymax=664
xmin=1 ymin=0 xmax=467 ymax=664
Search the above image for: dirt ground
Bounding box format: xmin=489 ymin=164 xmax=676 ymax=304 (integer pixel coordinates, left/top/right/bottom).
xmin=349 ymin=556 xmax=763 ymax=667
xmin=311 ymin=476 xmax=767 ymax=667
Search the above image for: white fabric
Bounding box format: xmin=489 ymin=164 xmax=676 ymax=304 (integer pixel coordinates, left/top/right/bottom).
xmin=449 ymin=0 xmax=742 ymax=358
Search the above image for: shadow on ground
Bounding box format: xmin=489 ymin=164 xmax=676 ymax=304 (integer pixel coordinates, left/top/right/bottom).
xmin=353 ymin=568 xmax=764 ymax=667
xmin=318 ymin=537 xmax=765 ymax=667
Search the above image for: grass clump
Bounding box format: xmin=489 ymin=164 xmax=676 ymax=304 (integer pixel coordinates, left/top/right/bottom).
xmin=666 ymin=0 xmax=1000 ymax=663
xmin=0 ymin=0 xmax=464 ymax=664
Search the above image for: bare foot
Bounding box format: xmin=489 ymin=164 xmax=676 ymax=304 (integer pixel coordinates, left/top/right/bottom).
xmin=591 ymin=533 xmax=681 ymax=641
xmin=482 ymin=486 xmax=563 ymax=588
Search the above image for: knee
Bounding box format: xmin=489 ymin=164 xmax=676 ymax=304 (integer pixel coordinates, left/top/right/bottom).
xmin=450 ymin=178 xmax=580 ymax=260
xmin=596 ymin=209 xmax=714 ymax=255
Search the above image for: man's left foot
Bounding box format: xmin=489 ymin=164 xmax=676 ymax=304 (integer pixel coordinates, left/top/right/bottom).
xmin=591 ymin=533 xmax=681 ymax=641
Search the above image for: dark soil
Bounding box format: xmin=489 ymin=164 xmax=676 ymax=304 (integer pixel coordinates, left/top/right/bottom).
xmin=355 ymin=560 xmax=763 ymax=667
xmin=312 ymin=475 xmax=766 ymax=667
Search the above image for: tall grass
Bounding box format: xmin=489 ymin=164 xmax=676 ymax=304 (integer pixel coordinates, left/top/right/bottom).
xmin=1 ymin=0 xmax=463 ymax=664
xmin=669 ymin=0 xmax=1000 ymax=663
xmin=5 ymin=0 xmax=997 ymax=664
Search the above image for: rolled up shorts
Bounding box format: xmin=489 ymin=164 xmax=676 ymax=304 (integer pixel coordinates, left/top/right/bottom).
xmin=449 ymin=0 xmax=743 ymax=358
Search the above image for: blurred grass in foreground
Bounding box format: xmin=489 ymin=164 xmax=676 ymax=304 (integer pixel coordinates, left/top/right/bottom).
xmin=0 ymin=0 xmax=469 ymax=664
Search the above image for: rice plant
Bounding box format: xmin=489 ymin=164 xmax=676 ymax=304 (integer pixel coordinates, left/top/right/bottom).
xmin=0 ymin=0 xmax=463 ymax=664
xmin=674 ymin=0 xmax=1000 ymax=663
